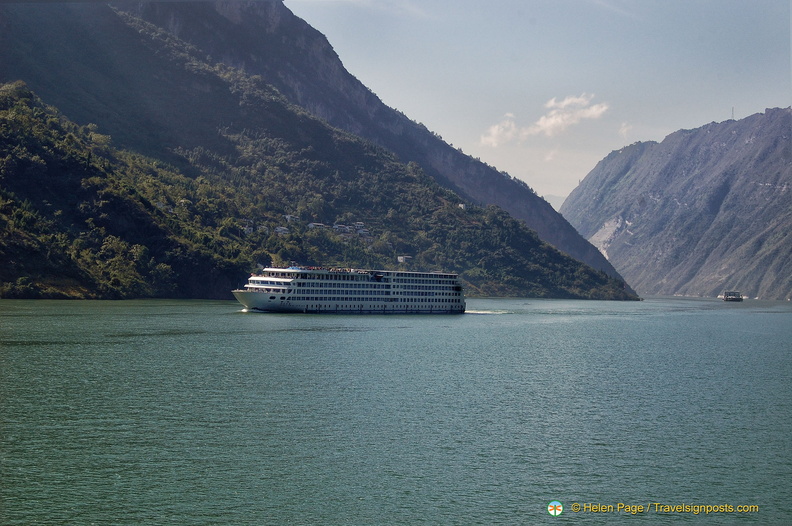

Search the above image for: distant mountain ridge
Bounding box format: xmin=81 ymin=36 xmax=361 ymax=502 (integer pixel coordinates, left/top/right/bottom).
xmin=561 ymin=108 xmax=792 ymax=300
xmin=0 ymin=0 xmax=623 ymax=284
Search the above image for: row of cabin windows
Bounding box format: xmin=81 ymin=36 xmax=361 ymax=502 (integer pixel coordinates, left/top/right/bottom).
xmin=278 ymin=274 xmax=459 ymax=285
xmin=394 ymin=278 xmax=457 ymax=285
xmin=262 ymin=271 xmax=456 ymax=279
xmin=294 ymin=282 xmax=390 ymax=289
xmin=300 ymin=290 xmax=392 ymax=297
xmin=293 ymin=282 xmax=460 ymax=292
xmin=401 ymin=291 xmax=462 ymax=297
xmin=395 ymin=273 xmax=456 ymax=280
xmin=295 ymin=296 xmax=462 ymax=303
xmin=303 ymin=304 xmax=464 ymax=312
xmin=296 ymin=290 xmax=461 ymax=297
xmin=252 ymin=287 xmax=462 ymax=297
xmin=400 ymin=285 xmax=461 ymax=291
xmin=250 ymin=287 xmax=461 ymax=298
xmin=291 ymin=273 xmax=370 ymax=281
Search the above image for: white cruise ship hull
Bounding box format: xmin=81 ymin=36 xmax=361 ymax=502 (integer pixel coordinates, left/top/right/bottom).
xmin=232 ymin=267 xmax=465 ymax=314
xmin=232 ymin=290 xmax=463 ymax=313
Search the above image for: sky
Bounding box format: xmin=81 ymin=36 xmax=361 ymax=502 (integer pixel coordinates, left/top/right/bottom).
xmin=283 ymin=0 xmax=792 ymax=205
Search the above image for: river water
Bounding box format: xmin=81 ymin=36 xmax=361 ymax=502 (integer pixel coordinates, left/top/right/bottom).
xmin=1 ymin=297 xmax=790 ymax=524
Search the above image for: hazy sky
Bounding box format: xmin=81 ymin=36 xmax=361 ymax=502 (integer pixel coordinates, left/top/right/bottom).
xmin=284 ymin=0 xmax=792 ymax=203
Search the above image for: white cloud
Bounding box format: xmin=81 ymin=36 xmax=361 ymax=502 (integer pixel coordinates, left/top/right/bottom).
xmin=480 ymin=113 xmax=519 ymax=147
xmin=544 ymin=147 xmax=560 ymax=162
xmin=480 ymin=94 xmax=609 ymax=146
xmin=545 ymin=94 xmax=595 ymax=110
xmin=526 ymin=93 xmax=609 ymax=137
xmin=619 ymin=122 xmax=633 ymax=140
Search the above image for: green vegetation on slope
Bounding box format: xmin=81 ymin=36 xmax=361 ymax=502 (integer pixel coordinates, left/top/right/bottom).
xmin=0 ymin=81 xmax=635 ymax=300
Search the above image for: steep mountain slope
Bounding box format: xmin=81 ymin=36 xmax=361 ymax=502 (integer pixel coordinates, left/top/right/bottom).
xmin=0 ymin=0 xmax=623 ymax=283
xmin=560 ymin=108 xmax=792 ymax=300
xmin=0 ymin=82 xmax=636 ymax=299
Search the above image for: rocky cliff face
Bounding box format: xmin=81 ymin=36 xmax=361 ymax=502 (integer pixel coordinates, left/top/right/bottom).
xmin=108 ymin=0 xmax=622 ymax=281
xmin=561 ymin=108 xmax=792 ymax=300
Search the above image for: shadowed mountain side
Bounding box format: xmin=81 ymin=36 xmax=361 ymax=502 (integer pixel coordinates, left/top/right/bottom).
xmin=0 ymin=82 xmax=637 ymax=299
xmin=1 ymin=0 xmax=623 ymax=283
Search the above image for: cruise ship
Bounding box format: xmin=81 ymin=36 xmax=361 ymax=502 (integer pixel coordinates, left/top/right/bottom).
xmin=232 ymin=267 xmax=466 ymax=313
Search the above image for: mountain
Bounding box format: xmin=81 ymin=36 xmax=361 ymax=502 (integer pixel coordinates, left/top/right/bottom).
xmin=560 ymin=108 xmax=792 ymax=300
xmin=0 ymin=0 xmax=624 ymax=284
xmin=0 ymin=80 xmax=636 ymax=300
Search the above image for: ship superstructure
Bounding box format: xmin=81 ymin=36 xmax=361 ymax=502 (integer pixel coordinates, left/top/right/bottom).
xmin=232 ymin=267 xmax=465 ymax=313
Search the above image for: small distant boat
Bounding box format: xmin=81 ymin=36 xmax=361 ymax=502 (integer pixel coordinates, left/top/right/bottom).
xmin=722 ymin=291 xmax=743 ymax=302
